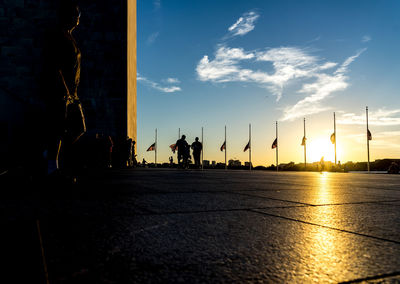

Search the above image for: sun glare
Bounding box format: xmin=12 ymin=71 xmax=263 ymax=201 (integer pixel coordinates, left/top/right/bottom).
xmin=308 ymin=137 xmax=335 ymax=162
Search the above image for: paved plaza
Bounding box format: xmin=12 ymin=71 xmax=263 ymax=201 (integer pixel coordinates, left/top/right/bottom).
xmin=1 ymin=169 xmax=400 ymax=283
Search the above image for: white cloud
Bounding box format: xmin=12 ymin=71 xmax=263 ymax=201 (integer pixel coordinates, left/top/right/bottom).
xmin=196 ymin=45 xmax=344 ymax=102
xmin=281 ymin=49 xmax=366 ymax=121
xmin=362 ymin=35 xmax=371 ymax=43
xmin=163 ymin=78 xmax=180 ymax=84
xmin=334 ymin=48 xmax=366 ymax=74
xmin=197 ymin=11 xmax=366 ymax=121
xmin=146 ymin=32 xmax=159 ymax=45
xmin=338 ymin=108 xmax=400 ymax=126
xmin=154 ymin=0 xmax=161 ymax=10
xmin=228 ymin=11 xmax=259 ymax=37
xmin=346 ymin=130 xmax=400 ymax=150
xmin=138 ymin=73 xmax=181 ymax=93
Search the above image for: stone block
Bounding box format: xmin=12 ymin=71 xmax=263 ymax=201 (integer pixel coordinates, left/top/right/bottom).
xmin=0 ymin=37 xmax=9 ymax=45
xmin=2 ymin=46 xmax=24 ymax=57
xmin=5 ymin=8 xmax=17 ymax=17
xmin=16 ymin=66 xmax=31 ymax=75
xmin=0 ymin=17 xmax=10 ymax=28
xmin=24 ymin=0 xmax=39 ymax=9
xmin=3 ymin=0 xmax=20 ymax=7
xmin=20 ymin=38 xmax=33 ymax=47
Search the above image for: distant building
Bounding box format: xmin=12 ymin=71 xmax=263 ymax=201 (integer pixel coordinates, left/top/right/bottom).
xmin=216 ymin=163 xmax=226 ymax=168
xmin=228 ymin=159 xmax=241 ymax=167
xmin=244 ymin=162 xmax=253 ymax=168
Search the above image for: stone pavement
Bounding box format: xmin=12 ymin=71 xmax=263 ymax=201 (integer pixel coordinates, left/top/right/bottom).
xmin=1 ymin=169 xmax=400 ymax=283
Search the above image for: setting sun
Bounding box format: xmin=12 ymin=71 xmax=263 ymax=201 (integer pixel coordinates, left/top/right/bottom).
xmin=307 ymin=137 xmax=342 ymax=163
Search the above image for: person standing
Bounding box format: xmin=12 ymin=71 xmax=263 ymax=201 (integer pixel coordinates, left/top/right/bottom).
xmin=191 ymin=137 xmax=202 ymax=168
xmin=42 ymin=0 xmax=85 ymax=176
xmin=176 ymin=135 xmax=189 ymax=168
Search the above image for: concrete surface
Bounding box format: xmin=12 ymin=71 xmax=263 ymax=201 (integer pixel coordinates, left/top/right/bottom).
xmin=1 ymin=169 xmax=399 ymax=283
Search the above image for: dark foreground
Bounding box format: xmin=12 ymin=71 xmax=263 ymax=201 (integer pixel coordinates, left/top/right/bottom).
xmin=1 ymin=169 xmax=400 ymax=283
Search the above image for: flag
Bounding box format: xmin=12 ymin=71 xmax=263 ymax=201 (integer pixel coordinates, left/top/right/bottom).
xmin=243 ymin=141 xmax=250 ymax=152
xmin=367 ymin=129 xmax=372 ymax=140
xmin=147 ymin=143 xmax=156 ymax=151
xmin=330 ymin=133 xmax=336 ymax=144
xmin=271 ymin=138 xmax=277 ymax=149
xmin=301 ymin=136 xmax=306 ymax=146
xmin=220 ymin=141 xmax=226 ymax=151
xmin=169 ymin=143 xmax=178 ymax=153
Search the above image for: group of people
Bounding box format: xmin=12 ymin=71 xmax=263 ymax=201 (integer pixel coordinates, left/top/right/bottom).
xmin=175 ymin=135 xmax=203 ymax=169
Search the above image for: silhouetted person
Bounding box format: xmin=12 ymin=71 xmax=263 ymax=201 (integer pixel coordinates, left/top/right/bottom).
xmin=169 ymin=156 xmax=173 ymax=167
xmin=176 ymin=135 xmax=189 ymax=168
xmin=42 ymin=0 xmax=85 ymax=176
xmin=142 ymin=158 xmax=147 ymax=166
xmin=191 ymin=137 xmax=202 ymax=168
xmin=124 ymin=136 xmax=133 ymax=167
xmin=131 ymin=140 xmax=137 ymax=166
xmin=320 ymin=156 xmax=325 ymax=172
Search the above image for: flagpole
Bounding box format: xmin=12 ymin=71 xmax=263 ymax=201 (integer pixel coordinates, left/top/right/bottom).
xmin=366 ymin=106 xmax=370 ymax=172
xmin=201 ymin=127 xmax=204 ymax=170
xmin=155 ymin=128 xmax=157 ymax=167
xmin=304 ymin=118 xmax=306 ymax=170
xmin=276 ymin=121 xmax=279 ymax=172
xmin=334 ymin=112 xmax=337 ymax=165
xmin=249 ymin=123 xmax=252 ymax=171
xmin=225 ymin=125 xmax=227 ymax=170
xmin=178 ymin=128 xmax=180 ymax=139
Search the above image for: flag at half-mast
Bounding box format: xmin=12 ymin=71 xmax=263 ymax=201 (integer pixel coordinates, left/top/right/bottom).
xmin=243 ymin=141 xmax=250 ymax=152
xmin=169 ymin=143 xmax=178 ymax=153
xmin=301 ymin=136 xmax=306 ymax=146
xmin=330 ymin=133 xmax=336 ymax=144
xmin=367 ymin=129 xmax=372 ymax=140
xmin=271 ymin=138 xmax=277 ymax=149
xmin=147 ymin=143 xmax=156 ymax=151
xmin=220 ymin=141 xmax=226 ymax=151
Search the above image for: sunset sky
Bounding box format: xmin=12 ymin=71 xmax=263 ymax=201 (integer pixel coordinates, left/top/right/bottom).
xmin=137 ymin=0 xmax=400 ymax=166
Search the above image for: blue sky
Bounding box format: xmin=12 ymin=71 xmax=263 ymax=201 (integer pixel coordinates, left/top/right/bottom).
xmin=137 ymin=0 xmax=400 ymax=166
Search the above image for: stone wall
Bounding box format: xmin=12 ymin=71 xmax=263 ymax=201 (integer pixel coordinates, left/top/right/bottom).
xmin=0 ymin=0 xmax=136 ymax=168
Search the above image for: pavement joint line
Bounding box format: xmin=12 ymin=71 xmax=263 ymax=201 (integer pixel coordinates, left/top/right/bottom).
xmin=248 ymin=209 xmax=400 ymax=245
xmin=313 ymin=199 xmax=400 ymax=207
xmin=338 ymin=270 xmax=400 ymax=283
xmin=129 ymin=190 xmax=317 ymax=207
xmin=32 ymin=205 xmax=309 ymax=218
xmin=118 ymin=189 xmax=399 ymax=208
xmin=227 ymin=191 xmax=317 ymax=206
xmin=222 ymin=191 xmax=400 ymax=208
xmin=129 ymin=205 xmax=309 ymax=216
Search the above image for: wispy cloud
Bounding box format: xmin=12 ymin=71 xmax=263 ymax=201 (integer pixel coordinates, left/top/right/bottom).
xmin=163 ymin=78 xmax=180 ymax=84
xmin=196 ymin=45 xmax=341 ymax=102
xmin=346 ymin=130 xmax=400 ymax=150
xmin=338 ymin=108 xmax=400 ymax=126
xmin=227 ymin=11 xmax=259 ymax=37
xmin=362 ymin=35 xmax=371 ymax=43
xmin=154 ymin=0 xmax=161 ymax=10
xmin=146 ymin=32 xmax=159 ymax=45
xmin=305 ymin=36 xmax=321 ymax=44
xmin=138 ymin=73 xmax=181 ymax=93
xmin=281 ymin=49 xmax=366 ymax=121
